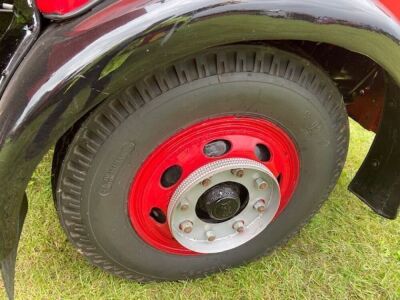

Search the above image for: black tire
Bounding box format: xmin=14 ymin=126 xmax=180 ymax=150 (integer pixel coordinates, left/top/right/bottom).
xmin=55 ymin=45 xmax=349 ymax=281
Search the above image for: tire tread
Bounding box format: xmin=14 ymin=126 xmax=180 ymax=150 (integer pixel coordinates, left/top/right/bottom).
xmin=56 ymin=45 xmax=349 ymax=281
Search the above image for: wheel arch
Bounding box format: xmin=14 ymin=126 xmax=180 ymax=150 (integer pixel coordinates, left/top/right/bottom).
xmin=50 ymin=39 xmax=383 ymax=192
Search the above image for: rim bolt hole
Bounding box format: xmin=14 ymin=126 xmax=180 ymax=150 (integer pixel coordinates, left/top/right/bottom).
xmin=149 ymin=208 xmax=167 ymax=224
xmin=255 ymin=144 xmax=271 ymax=162
xmin=161 ymin=165 xmax=182 ymax=188
xmin=232 ymin=220 xmax=245 ymax=233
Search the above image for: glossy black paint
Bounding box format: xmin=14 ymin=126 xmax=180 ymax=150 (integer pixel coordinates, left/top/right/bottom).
xmin=0 ymin=1 xmax=40 ymax=298
xmin=1 ymin=0 xmax=400 ymax=296
xmin=349 ymin=74 xmax=400 ymax=219
xmin=0 ymin=0 xmax=41 ymax=96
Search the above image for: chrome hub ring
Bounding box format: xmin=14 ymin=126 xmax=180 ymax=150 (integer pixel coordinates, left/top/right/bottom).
xmin=167 ymin=158 xmax=281 ymax=253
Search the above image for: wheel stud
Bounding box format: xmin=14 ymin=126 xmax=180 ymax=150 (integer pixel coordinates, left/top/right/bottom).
xmin=206 ymin=231 xmax=216 ymax=242
xmin=255 ymin=178 xmax=268 ymax=190
xmin=179 ymin=220 xmax=193 ymax=233
xmin=232 ymin=220 xmax=245 ymax=233
xmin=231 ymin=168 xmax=244 ymax=178
xmin=253 ymin=199 xmax=266 ymax=213
xmin=201 ymin=178 xmax=212 ymax=187
xmin=180 ymin=202 xmax=189 ymax=211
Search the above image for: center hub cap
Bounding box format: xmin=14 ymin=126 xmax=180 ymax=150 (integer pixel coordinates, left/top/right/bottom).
xmin=198 ymin=182 xmax=243 ymax=222
xmin=167 ymin=158 xmax=280 ymax=253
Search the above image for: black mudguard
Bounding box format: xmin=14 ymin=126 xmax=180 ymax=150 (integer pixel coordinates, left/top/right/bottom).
xmin=0 ymin=195 xmax=27 ymax=299
xmin=349 ymin=75 xmax=400 ymax=219
xmin=1 ymin=0 xmax=400 ymax=297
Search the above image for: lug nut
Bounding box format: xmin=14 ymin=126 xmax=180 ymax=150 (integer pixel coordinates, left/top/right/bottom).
xmin=231 ymin=168 xmax=244 ymax=178
xmin=201 ymin=178 xmax=212 ymax=187
xmin=179 ymin=220 xmax=193 ymax=233
xmin=254 ymin=199 xmax=266 ymax=213
xmin=206 ymin=231 xmax=216 ymax=242
xmin=232 ymin=220 xmax=245 ymax=233
xmin=180 ymin=202 xmax=189 ymax=211
xmin=255 ymin=178 xmax=268 ymax=190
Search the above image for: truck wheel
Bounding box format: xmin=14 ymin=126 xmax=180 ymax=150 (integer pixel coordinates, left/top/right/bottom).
xmin=55 ymin=46 xmax=349 ymax=281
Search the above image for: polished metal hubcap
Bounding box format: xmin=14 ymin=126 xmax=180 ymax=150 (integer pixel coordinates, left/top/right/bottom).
xmin=167 ymin=158 xmax=281 ymax=253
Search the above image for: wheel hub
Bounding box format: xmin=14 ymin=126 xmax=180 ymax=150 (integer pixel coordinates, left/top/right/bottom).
xmin=167 ymin=158 xmax=280 ymax=254
xmin=197 ymin=182 xmax=243 ymax=222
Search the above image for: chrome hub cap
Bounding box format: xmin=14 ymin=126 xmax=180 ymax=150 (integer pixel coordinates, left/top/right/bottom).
xmin=167 ymin=158 xmax=281 ymax=253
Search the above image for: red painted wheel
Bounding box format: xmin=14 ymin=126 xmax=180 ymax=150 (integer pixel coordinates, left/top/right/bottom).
xmin=128 ymin=116 xmax=300 ymax=255
xmin=55 ymin=46 xmax=349 ymax=281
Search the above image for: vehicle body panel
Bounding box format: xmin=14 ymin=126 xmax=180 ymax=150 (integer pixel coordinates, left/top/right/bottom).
xmin=0 ymin=0 xmax=40 ymax=96
xmin=1 ymin=0 xmax=400 ymax=298
xmin=380 ymin=0 xmax=400 ymax=20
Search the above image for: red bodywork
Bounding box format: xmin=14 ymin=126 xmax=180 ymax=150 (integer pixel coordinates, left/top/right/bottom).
xmin=347 ymin=73 xmax=385 ymax=133
xmin=34 ymin=0 xmax=400 ymax=19
xmin=380 ymin=0 xmax=400 ymax=20
xmin=36 ymin=0 xmax=90 ymax=15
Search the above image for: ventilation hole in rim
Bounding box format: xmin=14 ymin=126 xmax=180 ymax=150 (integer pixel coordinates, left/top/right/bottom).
xmin=150 ymin=208 xmax=167 ymax=224
xmin=255 ymin=144 xmax=271 ymax=162
xmin=277 ymin=174 xmax=282 ymax=184
xmin=161 ymin=165 xmax=182 ymax=188
xmin=204 ymin=139 xmax=231 ymax=158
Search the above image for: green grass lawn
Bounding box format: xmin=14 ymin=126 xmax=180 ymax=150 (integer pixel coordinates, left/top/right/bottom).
xmin=1 ymin=121 xmax=399 ymax=299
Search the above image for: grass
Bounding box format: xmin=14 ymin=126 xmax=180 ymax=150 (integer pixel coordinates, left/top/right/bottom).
xmin=1 ymin=121 xmax=399 ymax=299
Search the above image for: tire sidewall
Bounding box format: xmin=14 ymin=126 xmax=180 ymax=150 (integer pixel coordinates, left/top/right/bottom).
xmin=60 ymin=73 xmax=342 ymax=279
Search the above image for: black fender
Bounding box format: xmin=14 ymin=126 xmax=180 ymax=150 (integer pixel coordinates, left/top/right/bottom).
xmin=1 ymin=0 xmax=400 ymax=295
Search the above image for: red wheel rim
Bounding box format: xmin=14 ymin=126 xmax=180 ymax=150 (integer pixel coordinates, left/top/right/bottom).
xmin=128 ymin=116 xmax=300 ymax=255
